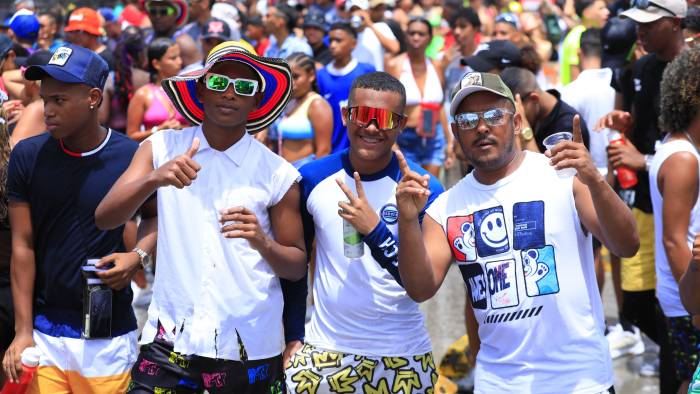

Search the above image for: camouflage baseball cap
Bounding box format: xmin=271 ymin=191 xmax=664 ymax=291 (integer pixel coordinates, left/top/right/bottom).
xmin=450 ymin=71 xmax=515 ymax=116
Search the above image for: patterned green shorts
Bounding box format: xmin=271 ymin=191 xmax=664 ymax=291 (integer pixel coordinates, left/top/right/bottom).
xmin=285 ymin=343 xmax=437 ymax=394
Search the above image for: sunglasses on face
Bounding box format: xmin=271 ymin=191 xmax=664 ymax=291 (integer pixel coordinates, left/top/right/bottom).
xmin=632 ymin=0 xmax=677 ymax=16
xmin=204 ymin=73 xmax=260 ymax=96
xmin=147 ymin=4 xmax=176 ymax=17
xmin=347 ymin=106 xmax=405 ymax=131
xmin=454 ymin=108 xmax=513 ymax=130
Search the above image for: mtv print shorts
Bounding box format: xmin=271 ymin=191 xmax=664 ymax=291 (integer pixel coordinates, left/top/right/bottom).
xmin=127 ymin=336 xmax=284 ymax=393
xmin=285 ymin=343 xmax=437 ymax=394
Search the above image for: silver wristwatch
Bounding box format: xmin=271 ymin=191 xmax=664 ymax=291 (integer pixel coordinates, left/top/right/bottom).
xmin=132 ymin=247 xmax=152 ymax=270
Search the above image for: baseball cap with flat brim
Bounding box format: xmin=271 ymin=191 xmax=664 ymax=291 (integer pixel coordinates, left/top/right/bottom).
xmin=24 ymin=44 xmax=109 ymax=89
xmin=450 ymin=72 xmax=515 ymax=117
xmin=161 ymin=40 xmax=292 ymax=133
xmin=462 ymin=40 xmax=522 ymax=72
xmin=620 ymin=0 xmax=687 ymax=23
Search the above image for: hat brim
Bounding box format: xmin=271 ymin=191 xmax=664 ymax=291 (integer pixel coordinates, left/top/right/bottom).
xmin=24 ymin=64 xmax=84 ymax=84
xmin=620 ymin=7 xmax=665 ymax=23
xmin=64 ymin=23 xmax=101 ymax=36
xmin=464 ymin=55 xmax=497 ymax=73
xmin=162 ymin=45 xmax=292 ymax=133
xmin=450 ymin=86 xmax=512 ymax=116
xmin=302 ymin=22 xmax=326 ymax=30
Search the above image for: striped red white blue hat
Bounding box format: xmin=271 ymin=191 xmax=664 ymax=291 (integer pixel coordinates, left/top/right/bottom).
xmin=161 ymin=40 xmax=292 ymax=133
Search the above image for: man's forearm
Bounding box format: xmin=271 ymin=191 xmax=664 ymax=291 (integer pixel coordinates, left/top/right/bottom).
xmin=96 ymin=174 xmax=159 ymax=230
xmin=681 ymin=261 xmax=700 ymax=315
xmin=259 ymin=241 xmax=307 ymax=281
xmin=369 ymin=24 xmax=399 ymax=54
xmin=398 ymin=216 xmax=436 ymax=302
xmin=588 ymin=177 xmax=639 ymax=257
xmin=11 ymin=247 xmax=35 ymax=335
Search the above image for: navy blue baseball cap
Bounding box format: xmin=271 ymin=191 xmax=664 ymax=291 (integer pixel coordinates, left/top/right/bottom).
xmin=24 ymin=44 xmax=109 ymax=89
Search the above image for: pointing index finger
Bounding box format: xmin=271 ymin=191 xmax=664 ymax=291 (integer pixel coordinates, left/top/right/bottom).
xmin=572 ymin=115 xmax=583 ymax=144
xmin=395 ymin=149 xmax=410 ymax=177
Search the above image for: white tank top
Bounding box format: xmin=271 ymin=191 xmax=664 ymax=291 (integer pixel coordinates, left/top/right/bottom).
xmin=427 ymin=152 xmax=612 ymax=394
xmin=649 ymin=137 xmax=700 ymax=318
xmin=399 ymin=56 xmax=444 ymax=106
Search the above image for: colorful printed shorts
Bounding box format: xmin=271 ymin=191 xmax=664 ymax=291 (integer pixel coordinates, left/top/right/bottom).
xmin=127 ymin=337 xmax=284 ymax=393
xmin=667 ymin=315 xmax=700 ymax=381
xmin=285 ymin=343 xmax=437 ymax=394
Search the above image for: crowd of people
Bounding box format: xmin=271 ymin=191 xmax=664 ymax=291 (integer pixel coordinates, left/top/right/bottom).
xmin=0 ymin=0 xmax=699 ymax=392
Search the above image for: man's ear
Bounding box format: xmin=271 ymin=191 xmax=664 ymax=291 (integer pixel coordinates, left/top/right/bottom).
xmin=341 ymin=106 xmax=348 ymax=126
xmin=195 ymin=78 xmax=204 ymax=102
xmin=254 ymin=91 xmax=263 ymax=108
xmin=89 ymin=87 xmax=103 ymax=108
xmin=513 ymin=111 xmax=522 ymax=134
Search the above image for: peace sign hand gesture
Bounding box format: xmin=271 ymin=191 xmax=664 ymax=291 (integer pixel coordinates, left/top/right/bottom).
xmin=337 ymin=171 xmax=380 ymax=235
xmin=395 ymin=150 xmax=431 ymax=221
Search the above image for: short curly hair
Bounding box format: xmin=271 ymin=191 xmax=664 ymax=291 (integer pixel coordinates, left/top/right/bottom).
xmin=660 ymin=47 xmax=700 ymax=135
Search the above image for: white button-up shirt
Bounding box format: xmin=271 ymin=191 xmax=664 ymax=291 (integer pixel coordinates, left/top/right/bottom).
xmin=141 ymin=126 xmax=300 ymax=361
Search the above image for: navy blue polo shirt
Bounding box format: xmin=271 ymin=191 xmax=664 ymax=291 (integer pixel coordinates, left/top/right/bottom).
xmin=7 ymin=130 xmax=138 ymax=338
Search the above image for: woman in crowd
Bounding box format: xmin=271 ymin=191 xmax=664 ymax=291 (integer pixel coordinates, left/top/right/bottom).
xmin=387 ymin=17 xmax=452 ymax=177
xmin=126 ymin=37 xmax=186 ymax=142
xmin=100 ymin=26 xmax=149 ymax=133
xmin=267 ymin=52 xmax=333 ymax=168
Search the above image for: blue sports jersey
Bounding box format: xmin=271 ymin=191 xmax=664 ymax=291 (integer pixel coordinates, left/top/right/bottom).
xmin=7 ymin=130 xmax=138 ymax=338
xmin=281 ymin=149 xmax=443 ymax=348
xmin=317 ymin=61 xmax=376 ymax=153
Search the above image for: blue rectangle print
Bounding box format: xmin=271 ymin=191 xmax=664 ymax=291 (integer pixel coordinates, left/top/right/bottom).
xmin=513 ymin=201 xmax=545 ymax=250
xmin=474 ymin=206 xmax=510 ymax=257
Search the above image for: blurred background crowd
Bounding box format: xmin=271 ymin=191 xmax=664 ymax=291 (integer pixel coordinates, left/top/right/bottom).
xmin=1 ymin=0 xmax=699 ymax=392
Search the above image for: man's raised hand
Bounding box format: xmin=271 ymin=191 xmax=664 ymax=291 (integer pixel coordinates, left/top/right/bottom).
xmin=151 ymin=137 xmax=201 ymax=189
xmin=395 ymin=150 xmax=431 ymax=221
xmin=336 ymin=171 xmax=380 ymax=235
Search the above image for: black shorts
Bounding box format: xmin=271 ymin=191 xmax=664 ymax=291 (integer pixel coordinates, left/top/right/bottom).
xmin=128 ymin=337 xmax=285 ymax=394
xmin=0 ymin=285 xmax=14 ymax=351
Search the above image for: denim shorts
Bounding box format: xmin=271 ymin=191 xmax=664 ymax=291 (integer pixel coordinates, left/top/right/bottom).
xmin=396 ymin=126 xmax=446 ymax=167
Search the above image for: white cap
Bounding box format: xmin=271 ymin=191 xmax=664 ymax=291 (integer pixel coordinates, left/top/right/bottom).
xmin=21 ymin=347 xmax=41 ymax=367
xmin=620 ymin=0 xmax=687 ymax=22
xmin=345 ymin=0 xmax=369 ymax=11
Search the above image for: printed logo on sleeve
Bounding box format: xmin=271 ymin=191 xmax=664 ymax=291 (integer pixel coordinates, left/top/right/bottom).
xmin=458 ymin=264 xmax=487 ymax=309
xmin=513 ymin=201 xmax=545 ymax=250
xmin=474 ymin=206 xmax=510 ymax=257
xmin=447 ymin=215 xmax=477 ymax=262
xmin=485 ymin=259 xmax=519 ymax=309
xmin=521 ymin=245 xmax=560 ymax=297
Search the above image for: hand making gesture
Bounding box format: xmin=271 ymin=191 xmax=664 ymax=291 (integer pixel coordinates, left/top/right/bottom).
xmin=150 ymin=137 xmax=201 ymax=189
xmin=546 ymin=115 xmax=601 ymax=186
xmin=394 ymin=150 xmax=432 ymax=221
xmin=220 ymin=207 xmax=269 ymax=251
xmin=336 ymin=171 xmax=379 ymax=235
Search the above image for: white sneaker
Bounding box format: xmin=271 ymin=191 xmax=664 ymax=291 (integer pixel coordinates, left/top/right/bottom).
xmin=639 ymin=358 xmax=660 ymax=377
xmin=607 ymin=324 xmax=645 ymax=359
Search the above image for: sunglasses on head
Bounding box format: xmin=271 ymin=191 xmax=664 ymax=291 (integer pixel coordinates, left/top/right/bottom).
xmin=147 ymin=4 xmax=177 ymax=17
xmin=632 ymin=0 xmax=677 ymax=16
xmin=347 ymin=106 xmax=405 ymax=131
xmin=454 ymin=108 xmax=513 ymax=130
xmin=204 ymin=73 xmax=260 ymax=96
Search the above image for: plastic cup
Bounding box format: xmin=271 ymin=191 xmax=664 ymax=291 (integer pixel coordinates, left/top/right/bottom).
xmin=543 ymin=131 xmax=577 ymax=178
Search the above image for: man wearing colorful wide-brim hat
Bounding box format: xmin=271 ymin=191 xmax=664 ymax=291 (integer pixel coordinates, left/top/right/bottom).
xmin=162 ymin=40 xmax=292 ymax=132
xmin=94 ymin=41 xmax=307 ymax=392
